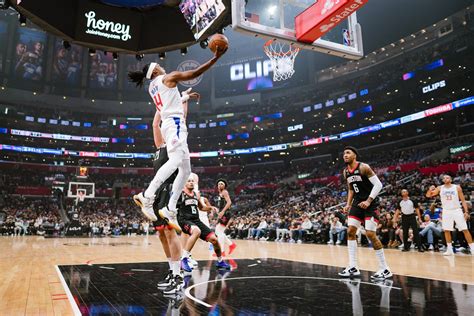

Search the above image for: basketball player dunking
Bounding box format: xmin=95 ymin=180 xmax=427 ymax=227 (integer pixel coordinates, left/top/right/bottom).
xmin=148 ymin=91 xmax=197 ymax=295
xmin=426 ymin=174 xmax=474 ymax=256
xmin=215 ymin=179 xmax=237 ymax=256
xmin=178 ymin=176 xmax=231 ymax=273
xmin=129 ymin=46 xmax=227 ymax=232
xmin=339 ymin=146 xmax=392 ymax=280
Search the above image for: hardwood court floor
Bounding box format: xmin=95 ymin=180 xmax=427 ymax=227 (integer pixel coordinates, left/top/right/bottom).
xmin=0 ymin=236 xmax=473 ymax=315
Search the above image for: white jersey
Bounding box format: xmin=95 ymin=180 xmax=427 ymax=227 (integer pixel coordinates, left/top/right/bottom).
xmin=148 ymin=75 xmax=184 ymax=121
xmin=440 ymin=184 xmax=461 ymax=211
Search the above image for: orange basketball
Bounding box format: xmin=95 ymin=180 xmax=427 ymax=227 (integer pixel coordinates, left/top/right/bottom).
xmin=208 ymin=34 xmax=229 ymax=53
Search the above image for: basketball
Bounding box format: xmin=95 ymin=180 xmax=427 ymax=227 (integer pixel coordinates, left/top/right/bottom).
xmin=208 ymin=34 xmax=229 ymax=53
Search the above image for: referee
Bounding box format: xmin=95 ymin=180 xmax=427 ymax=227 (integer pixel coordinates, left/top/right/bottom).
xmin=393 ymin=189 xmax=424 ymax=252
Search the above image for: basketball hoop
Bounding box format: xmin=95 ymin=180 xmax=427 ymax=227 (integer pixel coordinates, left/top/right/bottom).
xmin=264 ymin=39 xmax=300 ymax=81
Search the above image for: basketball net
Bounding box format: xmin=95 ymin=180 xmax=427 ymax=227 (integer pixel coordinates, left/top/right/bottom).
xmin=264 ymin=40 xmax=300 ymax=81
xmin=77 ymin=190 xmax=85 ymax=203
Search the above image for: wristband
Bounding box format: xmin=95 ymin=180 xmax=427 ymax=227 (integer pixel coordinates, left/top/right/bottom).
xmin=181 ymin=94 xmax=190 ymax=103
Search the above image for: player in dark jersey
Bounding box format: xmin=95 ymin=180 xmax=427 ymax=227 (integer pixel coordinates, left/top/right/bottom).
xmin=178 ymin=176 xmax=231 ymax=272
xmin=215 ymin=179 xmax=237 ymax=256
xmin=150 ymin=146 xmax=186 ymax=295
xmin=144 ymin=104 xmax=187 ymax=296
xmin=338 ymin=146 xmax=392 ymax=280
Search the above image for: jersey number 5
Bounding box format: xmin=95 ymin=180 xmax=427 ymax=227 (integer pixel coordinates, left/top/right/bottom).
xmin=153 ymin=93 xmax=163 ymax=111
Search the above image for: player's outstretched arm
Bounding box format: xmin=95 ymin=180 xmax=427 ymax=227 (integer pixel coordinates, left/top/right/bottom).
xmin=163 ymin=48 xmax=227 ymax=87
xmin=181 ymin=88 xmax=200 ymax=119
xmin=426 ymin=185 xmax=440 ymax=198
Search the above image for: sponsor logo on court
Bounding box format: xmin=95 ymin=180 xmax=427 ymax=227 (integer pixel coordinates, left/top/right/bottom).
xmin=177 ymin=60 xmax=203 ymax=87
xmin=84 ymin=11 xmax=132 ymax=42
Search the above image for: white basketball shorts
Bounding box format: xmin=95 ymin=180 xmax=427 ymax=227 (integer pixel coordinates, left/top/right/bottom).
xmin=161 ymin=116 xmax=189 ymax=156
xmin=442 ymin=208 xmax=467 ymax=231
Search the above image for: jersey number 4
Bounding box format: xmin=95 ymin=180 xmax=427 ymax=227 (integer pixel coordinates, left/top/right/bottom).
xmin=153 ymin=93 xmax=163 ymax=111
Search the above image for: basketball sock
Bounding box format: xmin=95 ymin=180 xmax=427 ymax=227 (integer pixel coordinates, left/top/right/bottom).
xmin=182 ymin=250 xmax=191 ymax=259
xmin=469 ymin=243 xmax=474 ymax=252
xmin=167 ymin=258 xmax=172 ymax=270
xmin=348 ymin=239 xmax=358 ymax=268
xmin=447 ymin=244 xmax=453 ymax=252
xmin=375 ymin=249 xmax=388 ymax=270
xmin=217 ymin=256 xmax=223 ymax=262
xmin=171 ymin=261 xmax=180 ymax=276
xmin=168 ymin=159 xmax=191 ymax=212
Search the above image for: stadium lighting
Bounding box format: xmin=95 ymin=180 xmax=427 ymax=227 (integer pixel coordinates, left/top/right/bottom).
xmin=268 ymin=5 xmax=277 ymax=15
xmin=200 ymin=40 xmax=208 ymax=49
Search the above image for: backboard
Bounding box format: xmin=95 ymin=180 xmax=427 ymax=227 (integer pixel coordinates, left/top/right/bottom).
xmin=232 ymin=0 xmax=364 ymax=59
xmin=67 ymin=182 xmax=95 ymax=200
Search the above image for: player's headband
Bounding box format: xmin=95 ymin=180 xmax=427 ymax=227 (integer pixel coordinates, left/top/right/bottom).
xmin=344 ymin=146 xmax=359 ymax=158
xmin=146 ymin=63 xmax=157 ymax=79
xmin=216 ymin=179 xmax=228 ymax=188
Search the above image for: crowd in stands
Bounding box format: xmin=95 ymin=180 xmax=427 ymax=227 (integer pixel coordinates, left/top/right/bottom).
xmin=0 ymin=198 xmax=152 ymax=237
xmin=229 ymin=169 xmax=473 ymax=251
xmin=1 ymin=95 xmax=473 ymax=253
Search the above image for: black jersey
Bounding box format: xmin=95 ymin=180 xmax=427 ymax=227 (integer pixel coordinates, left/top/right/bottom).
xmin=216 ymin=193 xmax=227 ymax=211
xmin=153 ymin=148 xmax=178 ymax=186
xmin=177 ymin=191 xmax=200 ymax=221
xmin=344 ymin=162 xmax=374 ymax=203
xmin=216 ymin=192 xmax=232 ymax=226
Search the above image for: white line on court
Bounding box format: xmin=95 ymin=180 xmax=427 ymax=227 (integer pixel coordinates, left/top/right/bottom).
xmin=55 ymin=265 xmax=82 ymax=316
xmin=184 ymin=275 xmax=402 ymax=308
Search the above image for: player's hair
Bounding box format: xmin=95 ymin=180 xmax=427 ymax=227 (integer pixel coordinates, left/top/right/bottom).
xmin=127 ymin=64 xmax=150 ymax=88
xmin=344 ymin=146 xmax=360 ymax=158
xmin=216 ymin=178 xmax=228 ymax=188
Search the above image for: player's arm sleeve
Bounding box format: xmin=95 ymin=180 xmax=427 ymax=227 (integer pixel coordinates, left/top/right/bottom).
xmin=368 ymin=175 xmax=383 ymax=199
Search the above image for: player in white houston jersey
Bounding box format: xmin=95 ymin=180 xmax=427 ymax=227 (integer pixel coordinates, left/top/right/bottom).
xmin=426 ymin=174 xmax=474 ymax=255
xmin=128 ymin=45 xmax=227 ymax=233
